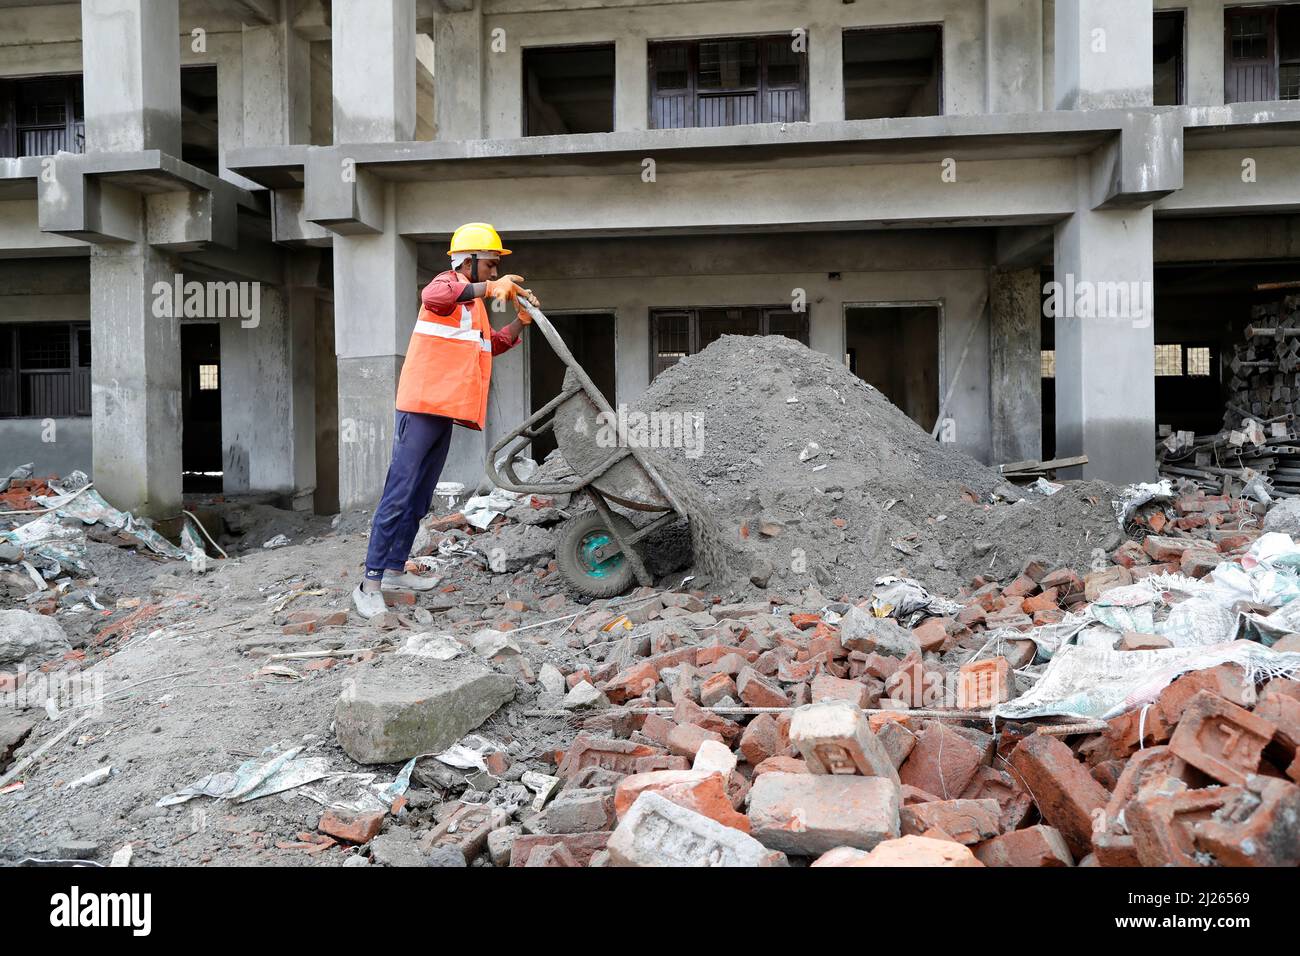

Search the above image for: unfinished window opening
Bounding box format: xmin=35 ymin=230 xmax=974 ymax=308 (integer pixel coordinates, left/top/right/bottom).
xmin=842 ymin=25 xmax=942 ymax=120
xmin=844 ymin=305 xmax=939 ymax=431
xmin=529 ymin=312 xmax=616 ymax=461
xmin=648 ymin=35 xmax=808 ymax=129
xmin=1225 ymin=5 xmax=1300 ymax=101
xmin=650 ymin=306 xmax=808 ymax=378
xmin=1155 ymin=343 xmax=1184 ymax=376
xmin=0 ymin=75 xmax=84 ymax=158
xmin=523 ymin=44 xmax=616 ymax=136
xmin=0 ymin=323 xmax=90 ymax=418
xmin=1154 ymin=10 xmax=1186 ymax=105
xmin=181 ymin=323 xmax=223 ymax=492
xmin=181 ymin=65 xmax=220 ymax=175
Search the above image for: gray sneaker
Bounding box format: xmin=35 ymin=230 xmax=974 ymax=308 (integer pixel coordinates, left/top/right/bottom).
xmin=381 ymin=570 xmax=441 ymax=592
xmin=352 ymin=584 xmax=388 ymax=620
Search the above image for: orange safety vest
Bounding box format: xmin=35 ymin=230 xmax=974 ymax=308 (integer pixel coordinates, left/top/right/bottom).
xmin=395 ymin=294 xmax=494 ymax=429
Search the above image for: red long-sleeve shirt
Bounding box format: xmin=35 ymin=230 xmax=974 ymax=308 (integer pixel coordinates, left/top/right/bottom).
xmin=421 ymin=271 xmax=519 ymax=356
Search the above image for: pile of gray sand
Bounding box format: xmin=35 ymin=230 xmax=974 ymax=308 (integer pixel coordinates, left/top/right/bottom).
xmin=634 ymin=335 xmax=1124 ymax=596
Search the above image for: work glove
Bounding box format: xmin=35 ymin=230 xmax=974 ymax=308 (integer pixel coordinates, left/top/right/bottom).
xmin=514 ymin=297 xmax=535 ymax=325
xmin=485 ymin=274 xmax=528 ymax=304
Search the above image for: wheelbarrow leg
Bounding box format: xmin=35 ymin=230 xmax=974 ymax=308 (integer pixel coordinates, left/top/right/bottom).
xmin=586 ymin=488 xmax=654 ymax=588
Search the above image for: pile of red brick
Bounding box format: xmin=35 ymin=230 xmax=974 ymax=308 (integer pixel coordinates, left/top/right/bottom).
xmin=1127 ymin=487 xmax=1265 ymax=549
xmin=489 ymin=571 xmax=1300 ymax=866
xmin=512 ymin=654 xmax=1299 ymax=866
xmin=0 ymin=476 xmax=53 ymax=512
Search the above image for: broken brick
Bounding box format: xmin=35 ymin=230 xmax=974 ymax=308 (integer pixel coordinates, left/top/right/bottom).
xmin=1167 ymin=690 xmax=1275 ymax=786
xmin=973 ymin=825 xmax=1073 ymax=867
xmin=899 ymin=720 xmax=985 ymax=799
xmin=1007 ymin=732 xmax=1110 ymax=859
xmin=900 ymin=798 xmax=1001 ymax=845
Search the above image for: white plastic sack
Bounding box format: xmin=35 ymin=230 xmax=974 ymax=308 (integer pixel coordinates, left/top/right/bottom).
xmin=996 ymin=640 xmax=1300 ymax=720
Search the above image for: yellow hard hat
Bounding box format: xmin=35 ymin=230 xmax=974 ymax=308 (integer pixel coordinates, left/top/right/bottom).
xmin=447 ymin=222 xmax=511 ymax=256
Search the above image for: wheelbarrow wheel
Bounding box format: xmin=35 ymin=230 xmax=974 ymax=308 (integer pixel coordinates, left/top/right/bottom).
xmin=559 ymin=511 xmax=638 ymax=598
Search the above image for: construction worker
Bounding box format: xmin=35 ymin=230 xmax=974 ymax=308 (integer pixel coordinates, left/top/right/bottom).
xmin=353 ymin=222 xmax=538 ymax=618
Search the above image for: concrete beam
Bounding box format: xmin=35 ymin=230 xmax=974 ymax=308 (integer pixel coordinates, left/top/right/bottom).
xmin=994 ymin=225 xmax=1052 ymax=270
xmin=0 ymin=200 xmax=89 ymax=257
xmin=1092 ymin=110 xmax=1183 ymax=208
xmin=146 ymin=190 xmax=238 ymax=252
xmin=303 ymin=148 xmax=385 ymax=234
xmin=1156 ymin=146 xmax=1300 ymax=217
xmin=271 ymin=189 xmax=334 ymax=246
xmin=394 ymin=157 xmax=1078 ymax=238
xmin=232 ymin=0 xmax=282 ymax=25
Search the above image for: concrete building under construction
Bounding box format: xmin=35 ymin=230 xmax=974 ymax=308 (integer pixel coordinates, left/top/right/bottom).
xmin=3 ymin=0 xmax=1300 ymax=519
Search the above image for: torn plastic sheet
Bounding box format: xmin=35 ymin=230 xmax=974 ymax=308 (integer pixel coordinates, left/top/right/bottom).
xmin=1008 ymin=573 xmax=1249 ymax=660
xmin=461 ymin=487 xmax=521 ymax=530
xmin=432 ymin=735 xmax=497 ymax=773
xmin=36 ymin=488 xmax=202 ymax=560
xmin=869 ymin=576 xmax=961 ymax=626
xmin=294 ymin=757 xmax=416 ymax=814
xmin=996 ymin=640 xmax=1300 ymax=720
xmin=1234 ymin=598 xmax=1300 ymax=647
xmin=156 ymin=747 xmax=333 ymax=806
xmin=1 ymin=514 xmax=90 ymax=575
xmin=1112 ymin=479 xmax=1174 ymax=528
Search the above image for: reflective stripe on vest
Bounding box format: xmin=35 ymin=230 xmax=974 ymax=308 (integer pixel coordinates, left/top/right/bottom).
xmin=414 ymin=305 xmax=492 ymax=352
xmin=414 ymin=319 xmax=493 ymax=352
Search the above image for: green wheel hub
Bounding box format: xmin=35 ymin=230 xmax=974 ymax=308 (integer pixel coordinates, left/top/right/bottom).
xmin=578 ymin=531 xmax=623 ymax=578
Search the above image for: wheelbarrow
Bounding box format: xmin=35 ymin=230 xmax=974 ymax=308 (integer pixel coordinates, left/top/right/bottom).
xmin=484 ymin=299 xmax=694 ymax=598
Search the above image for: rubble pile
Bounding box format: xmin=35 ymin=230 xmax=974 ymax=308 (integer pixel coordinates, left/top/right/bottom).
xmin=333 ymin=544 xmax=1299 ymax=868
xmin=1121 ymin=484 xmax=1266 ymax=559
xmin=635 ymin=335 xmax=1124 ymax=594
xmin=1160 ymin=295 xmax=1300 ymax=497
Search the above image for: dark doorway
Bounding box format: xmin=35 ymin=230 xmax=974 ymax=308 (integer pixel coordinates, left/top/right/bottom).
xmin=1154 ymin=10 xmax=1186 ymax=105
xmin=181 ymin=65 xmax=220 ymax=174
xmin=844 ymin=304 xmax=940 ymax=430
xmin=314 ymin=297 xmax=340 ymax=514
xmin=523 ymin=44 xmax=615 ymax=136
xmin=529 ymin=312 xmax=615 ymax=461
xmin=181 ymin=323 xmax=222 ymax=492
xmin=843 ymin=25 xmax=942 ymax=119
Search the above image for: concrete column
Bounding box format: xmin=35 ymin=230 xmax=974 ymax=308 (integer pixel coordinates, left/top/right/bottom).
xmin=1053 ymin=0 xmax=1153 ymax=110
xmin=330 ymin=0 xmax=418 ymax=508
xmin=333 ymin=0 xmax=416 ymax=143
xmin=434 ymin=9 xmax=484 ymax=140
xmin=986 ymin=0 xmax=1043 ymax=112
xmin=81 ymin=0 xmax=181 ymax=154
xmin=90 ymin=238 xmax=183 ymax=518
xmin=1185 ymin=1 xmax=1225 ymax=107
xmin=242 ymin=18 xmax=311 ymax=147
xmin=1052 ymin=160 xmax=1155 ymax=483
xmin=81 ymin=0 xmax=184 ymax=517
xmin=614 ymin=34 xmax=649 ymax=131
xmin=989 ymin=268 xmax=1042 ymax=463
xmin=808 ymin=24 xmax=844 ymax=124
xmin=219 ymin=283 xmax=317 ymax=509
xmin=333 ymin=186 xmax=417 ymax=508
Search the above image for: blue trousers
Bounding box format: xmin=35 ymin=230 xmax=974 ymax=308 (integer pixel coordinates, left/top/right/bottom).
xmin=365 ymin=411 xmax=454 ymax=579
